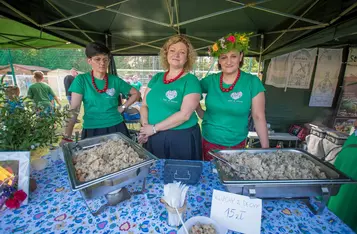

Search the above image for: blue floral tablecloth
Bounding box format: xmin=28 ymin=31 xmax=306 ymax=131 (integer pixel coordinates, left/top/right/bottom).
xmin=0 ymin=155 xmax=354 ymax=234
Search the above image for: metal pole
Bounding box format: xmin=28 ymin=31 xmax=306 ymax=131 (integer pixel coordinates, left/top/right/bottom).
xmin=0 ymin=1 xmax=40 ymax=26
xmin=226 ymin=0 xmax=325 ymax=25
xmin=41 ymin=1 xmax=128 ymax=27
xmin=330 ymin=1 xmax=357 ymax=24
xmin=0 ymin=32 xmax=69 ymax=43
xmin=248 ymin=57 xmax=253 ymax=73
xmin=250 ymin=5 xmax=324 ymax=25
xmin=175 ymin=5 xmax=247 ymax=27
xmin=185 ymin=35 xmax=214 ymax=44
xmin=176 ymin=0 xmax=272 ymax=27
xmin=0 ymin=34 xmax=37 ymax=49
xmin=66 ymin=0 xmax=171 ymax=28
xmin=111 ymin=36 xmax=170 ymax=53
xmin=7 ymin=49 xmax=17 ymax=86
xmin=56 ymin=70 xmax=61 ymax=100
xmin=258 ymin=34 xmax=264 ymax=73
xmin=45 ymin=0 xmax=94 ymax=42
xmin=263 ymin=0 xmax=321 ymax=53
xmin=165 ymin=0 xmax=173 ymax=25
xmin=248 ymin=50 xmax=261 ymax=55
xmin=265 ymin=24 xmax=327 ymax=34
xmin=41 ymin=8 xmax=104 ymax=27
xmin=174 ymin=0 xmax=180 ymax=33
xmin=45 ymin=26 xmax=104 ymax=35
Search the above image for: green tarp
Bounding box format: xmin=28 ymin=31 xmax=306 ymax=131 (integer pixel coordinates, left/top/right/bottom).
xmin=0 ymin=17 xmax=80 ymax=49
xmin=0 ymin=0 xmax=356 ymax=57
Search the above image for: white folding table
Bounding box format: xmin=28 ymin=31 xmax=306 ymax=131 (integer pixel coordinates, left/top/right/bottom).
xmin=247 ymin=131 xmax=299 ymax=148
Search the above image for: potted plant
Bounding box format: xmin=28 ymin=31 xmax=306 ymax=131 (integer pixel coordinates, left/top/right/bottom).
xmin=0 ymin=75 xmax=69 ymax=206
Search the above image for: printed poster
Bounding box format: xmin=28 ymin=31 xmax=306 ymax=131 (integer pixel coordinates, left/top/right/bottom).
xmin=287 ymin=48 xmax=317 ymax=89
xmin=336 ymin=48 xmax=357 ymax=117
xmin=266 ymin=48 xmax=317 ymax=89
xmin=266 ymin=53 xmax=290 ymax=88
xmin=309 ymin=48 xmax=343 ymax=107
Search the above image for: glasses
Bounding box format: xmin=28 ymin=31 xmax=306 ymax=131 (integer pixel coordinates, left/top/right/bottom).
xmin=91 ymin=57 xmax=110 ymax=64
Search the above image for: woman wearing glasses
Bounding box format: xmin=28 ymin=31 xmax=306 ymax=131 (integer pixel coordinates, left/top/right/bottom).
xmin=62 ymin=42 xmax=140 ymax=142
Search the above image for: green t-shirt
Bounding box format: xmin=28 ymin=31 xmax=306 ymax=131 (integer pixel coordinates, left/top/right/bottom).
xmin=328 ymin=134 xmax=357 ymax=232
xmin=146 ymin=72 xmax=201 ymax=130
xmin=69 ymin=72 xmax=132 ymax=129
xmin=131 ymin=81 xmax=142 ymax=91
xmin=201 ymin=71 xmax=265 ymax=146
xmin=27 ymin=82 xmax=55 ymax=108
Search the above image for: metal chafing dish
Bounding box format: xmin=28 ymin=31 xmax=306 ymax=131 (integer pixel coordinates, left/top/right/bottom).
xmin=210 ymin=148 xmax=356 ymax=214
xmin=62 ymin=133 xmax=157 ymax=215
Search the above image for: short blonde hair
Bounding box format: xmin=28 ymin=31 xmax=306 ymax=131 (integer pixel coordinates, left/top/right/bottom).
xmin=33 ymin=71 xmax=44 ymax=81
xmin=159 ymin=35 xmax=197 ymax=72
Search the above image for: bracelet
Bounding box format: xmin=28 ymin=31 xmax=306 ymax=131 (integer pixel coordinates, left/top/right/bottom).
xmin=62 ymin=137 xmax=73 ymax=142
xmin=152 ymin=125 xmax=157 ymax=134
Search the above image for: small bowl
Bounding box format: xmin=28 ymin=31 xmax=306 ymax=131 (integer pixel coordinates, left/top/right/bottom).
xmin=178 ymin=216 xmax=228 ymax=234
xmin=31 ymin=158 xmax=48 ymax=171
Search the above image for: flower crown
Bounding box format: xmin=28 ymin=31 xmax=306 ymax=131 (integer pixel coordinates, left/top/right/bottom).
xmin=209 ymin=33 xmax=251 ymax=57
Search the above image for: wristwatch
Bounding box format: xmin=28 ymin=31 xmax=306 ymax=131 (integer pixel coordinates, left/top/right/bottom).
xmin=121 ymin=105 xmax=126 ymax=110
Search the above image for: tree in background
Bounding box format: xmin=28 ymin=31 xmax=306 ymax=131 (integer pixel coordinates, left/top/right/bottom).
xmin=0 ymin=49 xmax=90 ymax=72
xmin=0 ymin=49 xmax=259 ymax=75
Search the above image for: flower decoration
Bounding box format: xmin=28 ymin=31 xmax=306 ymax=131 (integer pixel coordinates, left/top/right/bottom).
xmin=227 ymin=35 xmax=236 ymax=43
xmin=212 ymin=43 xmax=219 ymax=52
xmin=0 ymin=177 xmax=27 ymax=210
xmin=208 ymin=32 xmax=252 ymax=57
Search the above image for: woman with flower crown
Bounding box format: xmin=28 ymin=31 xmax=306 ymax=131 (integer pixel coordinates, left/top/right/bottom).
xmin=196 ymin=33 xmax=269 ymax=160
xmin=138 ymin=35 xmax=202 ymax=160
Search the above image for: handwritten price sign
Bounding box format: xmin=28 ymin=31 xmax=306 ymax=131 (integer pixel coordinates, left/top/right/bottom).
xmin=210 ymin=190 xmax=262 ymax=234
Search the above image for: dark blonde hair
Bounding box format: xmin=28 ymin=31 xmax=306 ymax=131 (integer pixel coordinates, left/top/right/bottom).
xmin=33 ymin=71 xmax=44 ymax=81
xmin=160 ymin=35 xmax=197 ymax=72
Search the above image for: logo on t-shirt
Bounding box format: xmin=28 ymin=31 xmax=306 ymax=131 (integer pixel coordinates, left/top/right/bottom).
xmin=165 ymin=90 xmax=177 ymax=100
xmin=231 ymin=92 xmax=242 ymax=100
xmin=106 ymin=88 xmax=115 ymax=97
xmin=229 ymin=91 xmax=243 ymax=103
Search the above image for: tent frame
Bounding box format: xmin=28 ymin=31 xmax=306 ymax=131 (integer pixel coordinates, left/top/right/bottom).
xmin=1 ymin=0 xmax=357 ymax=58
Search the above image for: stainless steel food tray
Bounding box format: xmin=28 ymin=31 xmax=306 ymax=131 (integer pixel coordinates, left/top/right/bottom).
xmin=62 ymin=132 xmax=157 ymax=199
xmin=210 ymin=148 xmax=356 ymax=214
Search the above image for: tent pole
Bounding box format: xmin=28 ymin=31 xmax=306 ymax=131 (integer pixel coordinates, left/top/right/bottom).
xmin=186 ymin=35 xmax=214 ymax=44
xmin=66 ymin=0 xmax=171 ymax=28
xmin=165 ymin=0 xmax=173 ymax=26
xmin=266 ymin=24 xmax=327 ymax=34
xmin=111 ymin=36 xmax=170 ymax=53
xmin=41 ymin=8 xmax=104 ymax=27
xmin=258 ymin=34 xmax=264 ymax=73
xmin=263 ymin=0 xmax=321 ymax=53
xmin=174 ymin=0 xmax=180 ymax=33
xmin=248 ymin=57 xmax=253 ymax=73
xmin=175 ymin=5 xmax=247 ymax=27
xmin=41 ymin=1 xmax=129 ymax=27
xmin=226 ymin=0 xmax=324 ymax=25
xmin=176 ymin=0 xmax=271 ymax=27
xmin=0 ymin=34 xmax=37 ymax=49
xmin=330 ymin=1 xmax=357 ymax=24
xmin=45 ymin=26 xmax=104 ymax=35
xmin=45 ymin=0 xmax=94 ymax=42
xmin=7 ymin=49 xmax=17 ymax=86
xmin=0 ymin=1 xmax=39 ymax=26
